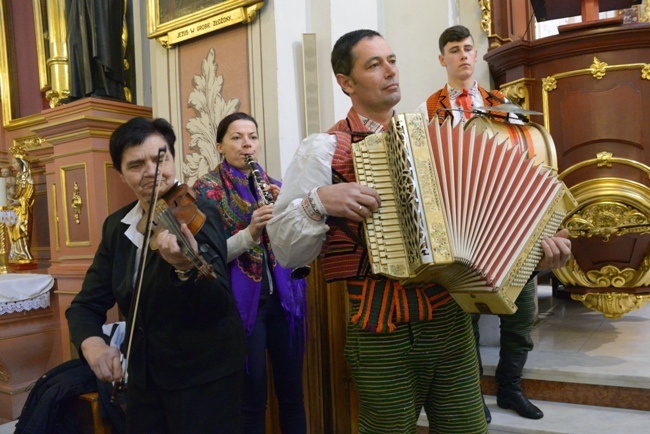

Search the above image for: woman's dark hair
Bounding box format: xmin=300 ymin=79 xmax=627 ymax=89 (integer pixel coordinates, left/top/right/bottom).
xmin=331 ymin=29 xmax=382 ymax=77
xmin=438 ymin=25 xmax=473 ymax=54
xmin=216 ymin=112 xmax=258 ymax=143
xmin=109 ymin=117 xmax=176 ymax=173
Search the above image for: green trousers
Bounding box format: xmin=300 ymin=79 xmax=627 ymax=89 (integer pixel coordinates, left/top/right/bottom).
xmin=345 ymin=300 xmax=488 ymax=434
xmin=473 ymin=278 xmax=536 ymax=353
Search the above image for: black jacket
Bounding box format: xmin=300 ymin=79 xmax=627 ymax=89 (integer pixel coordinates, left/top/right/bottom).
xmin=66 ymin=196 xmax=246 ymax=391
xmin=14 ymin=359 xmax=97 ymax=434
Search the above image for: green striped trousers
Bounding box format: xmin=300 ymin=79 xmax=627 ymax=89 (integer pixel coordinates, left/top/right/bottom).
xmin=344 ymin=300 xmax=488 ymax=434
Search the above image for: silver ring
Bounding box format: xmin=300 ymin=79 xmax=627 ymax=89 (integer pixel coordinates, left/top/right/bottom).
xmin=358 ymin=205 xmax=363 ymax=213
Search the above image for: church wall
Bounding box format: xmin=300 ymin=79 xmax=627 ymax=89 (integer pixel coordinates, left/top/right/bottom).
xmin=148 ymin=0 xmax=487 ymax=181
xmin=222 ymin=0 xmax=487 ymax=178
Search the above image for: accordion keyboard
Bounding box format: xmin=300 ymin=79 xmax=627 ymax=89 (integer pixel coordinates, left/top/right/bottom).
xmin=353 ymin=134 xmax=411 ymax=279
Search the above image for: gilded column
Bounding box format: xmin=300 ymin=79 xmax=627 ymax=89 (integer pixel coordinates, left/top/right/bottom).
xmin=45 ymin=0 xmax=70 ymax=107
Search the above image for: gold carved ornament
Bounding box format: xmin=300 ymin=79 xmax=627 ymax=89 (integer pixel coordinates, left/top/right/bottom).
xmin=642 ymin=0 xmax=650 ymax=22
xmin=477 ymin=0 xmax=512 ymax=47
xmin=500 ymin=79 xmax=533 ymax=109
xmin=571 ymin=292 xmax=650 ymax=320
xmin=553 ymin=154 xmax=650 ymax=318
xmin=478 ymin=0 xmax=492 ymax=34
xmin=71 ymin=181 xmax=83 ymax=224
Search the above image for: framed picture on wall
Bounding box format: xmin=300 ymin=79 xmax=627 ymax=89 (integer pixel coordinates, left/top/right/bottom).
xmin=147 ymin=0 xmax=265 ymax=46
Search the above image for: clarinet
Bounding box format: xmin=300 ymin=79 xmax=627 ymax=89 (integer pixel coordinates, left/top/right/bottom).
xmin=245 ymin=155 xmax=311 ymax=280
xmin=246 ymin=155 xmax=275 ymax=206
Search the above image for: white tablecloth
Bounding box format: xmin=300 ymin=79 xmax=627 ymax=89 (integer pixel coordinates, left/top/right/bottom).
xmin=0 ymin=273 xmax=54 ymax=315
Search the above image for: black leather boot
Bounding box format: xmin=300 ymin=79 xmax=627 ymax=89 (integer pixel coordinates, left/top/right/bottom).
xmin=495 ymin=349 xmax=543 ymax=419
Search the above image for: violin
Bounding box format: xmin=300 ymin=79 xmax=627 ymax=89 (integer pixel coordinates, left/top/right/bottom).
xmin=136 ymin=182 xmax=217 ymax=281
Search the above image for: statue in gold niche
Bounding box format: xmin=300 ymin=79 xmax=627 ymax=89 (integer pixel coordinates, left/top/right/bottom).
xmin=7 ymin=145 xmax=34 ymax=262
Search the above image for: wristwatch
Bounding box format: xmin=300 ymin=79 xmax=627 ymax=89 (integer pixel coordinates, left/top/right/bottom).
xmin=174 ymin=267 xmax=193 ymax=280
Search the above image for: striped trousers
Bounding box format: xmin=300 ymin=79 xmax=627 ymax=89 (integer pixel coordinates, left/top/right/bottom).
xmin=344 ymin=300 xmax=487 ymax=434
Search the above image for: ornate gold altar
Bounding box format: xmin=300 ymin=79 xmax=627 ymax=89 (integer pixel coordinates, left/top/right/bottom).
xmin=484 ymin=5 xmax=650 ymax=318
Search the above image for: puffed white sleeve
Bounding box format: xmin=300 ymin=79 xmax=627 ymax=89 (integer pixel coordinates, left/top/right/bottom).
xmin=226 ymin=228 xmax=257 ymax=263
xmin=267 ymin=133 xmax=337 ymax=268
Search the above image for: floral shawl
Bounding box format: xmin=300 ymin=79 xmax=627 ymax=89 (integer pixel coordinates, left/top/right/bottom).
xmin=193 ymin=160 xmax=307 ymax=335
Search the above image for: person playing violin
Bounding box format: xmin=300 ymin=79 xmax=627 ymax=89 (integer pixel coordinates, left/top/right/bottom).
xmin=193 ymin=112 xmax=307 ymax=434
xmin=66 ymin=117 xmax=247 ymax=433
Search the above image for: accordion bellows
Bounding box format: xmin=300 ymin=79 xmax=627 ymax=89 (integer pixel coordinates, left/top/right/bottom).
xmin=352 ymin=113 xmax=576 ymax=314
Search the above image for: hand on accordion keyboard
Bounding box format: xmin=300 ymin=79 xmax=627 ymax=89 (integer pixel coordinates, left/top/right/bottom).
xmin=536 ymin=228 xmax=571 ymax=271
xmin=318 ymin=183 xmax=381 ymax=222
xmin=80 ymin=336 xmax=125 ymax=383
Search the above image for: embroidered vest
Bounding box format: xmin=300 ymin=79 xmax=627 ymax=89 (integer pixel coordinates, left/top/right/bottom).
xmin=426 ymin=86 xmax=507 ymax=125
xmin=320 ymin=113 xmax=452 ymax=332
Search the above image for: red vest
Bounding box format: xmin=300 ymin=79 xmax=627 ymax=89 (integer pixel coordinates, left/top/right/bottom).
xmin=425 ymin=85 xmax=507 ymax=125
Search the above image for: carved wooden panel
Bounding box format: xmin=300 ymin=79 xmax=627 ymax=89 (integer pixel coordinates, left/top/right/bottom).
xmin=545 ymin=66 xmax=649 ymax=188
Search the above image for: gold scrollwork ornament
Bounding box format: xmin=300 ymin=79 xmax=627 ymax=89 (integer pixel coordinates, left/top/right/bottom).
xmin=542 ymin=76 xmax=557 ymax=92
xmin=478 ymin=0 xmax=492 ymax=33
xmin=596 ymin=151 xmax=613 ymax=168
xmin=642 ymin=0 xmax=650 ymax=22
xmin=71 ymin=181 xmax=83 ymax=224
xmin=571 ymin=292 xmax=650 ymax=319
xmin=501 ymin=82 xmax=529 ymax=108
xmin=642 ymin=64 xmax=650 ymax=80
xmin=563 ymin=202 xmax=650 ymax=241
xmin=590 ymin=57 xmax=608 ymax=80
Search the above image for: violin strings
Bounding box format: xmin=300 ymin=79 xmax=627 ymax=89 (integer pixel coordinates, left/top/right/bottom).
xmin=157 ymin=206 xmax=202 ymax=269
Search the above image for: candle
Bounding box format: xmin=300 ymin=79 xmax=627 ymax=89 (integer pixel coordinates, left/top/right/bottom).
xmin=0 ymin=178 xmax=6 ymax=207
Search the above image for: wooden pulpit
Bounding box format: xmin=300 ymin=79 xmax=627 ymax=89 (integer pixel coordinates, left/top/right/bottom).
xmin=485 ymin=6 xmax=650 ymax=318
xmin=530 ymin=0 xmax=642 ymax=21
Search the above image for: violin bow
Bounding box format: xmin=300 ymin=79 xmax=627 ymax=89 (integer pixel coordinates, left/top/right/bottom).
xmin=113 ymin=146 xmax=167 ymax=398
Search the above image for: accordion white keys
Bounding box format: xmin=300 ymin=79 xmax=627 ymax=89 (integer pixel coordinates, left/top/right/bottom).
xmin=352 ymin=113 xmax=577 ymax=314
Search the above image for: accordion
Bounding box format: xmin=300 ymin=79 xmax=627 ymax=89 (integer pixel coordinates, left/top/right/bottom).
xmin=351 ymin=113 xmax=576 ymax=314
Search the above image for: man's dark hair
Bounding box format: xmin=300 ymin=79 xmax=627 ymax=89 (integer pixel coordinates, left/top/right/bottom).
xmin=109 ymin=117 xmax=176 ymax=173
xmin=331 ymin=29 xmax=382 ymax=77
xmin=438 ymin=25 xmax=473 ymax=54
xmin=216 ymin=112 xmax=258 ymax=143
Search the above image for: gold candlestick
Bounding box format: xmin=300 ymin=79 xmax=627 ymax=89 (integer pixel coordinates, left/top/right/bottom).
xmin=0 ymin=206 xmax=9 ymax=274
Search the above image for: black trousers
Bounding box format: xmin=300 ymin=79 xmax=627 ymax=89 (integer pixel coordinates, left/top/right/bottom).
xmin=127 ymin=368 xmax=244 ymax=434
